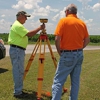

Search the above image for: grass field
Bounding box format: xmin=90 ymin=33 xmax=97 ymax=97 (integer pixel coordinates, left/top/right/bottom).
xmin=0 ymin=50 xmax=100 ymax=100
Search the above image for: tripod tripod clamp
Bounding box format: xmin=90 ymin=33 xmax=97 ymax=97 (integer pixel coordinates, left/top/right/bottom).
xmin=40 ymin=18 xmax=48 ymax=34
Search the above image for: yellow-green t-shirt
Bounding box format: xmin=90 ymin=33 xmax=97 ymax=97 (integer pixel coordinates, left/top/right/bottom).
xmin=8 ymin=20 xmax=29 ymax=48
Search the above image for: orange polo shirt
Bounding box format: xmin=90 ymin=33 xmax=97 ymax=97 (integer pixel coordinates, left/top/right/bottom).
xmin=54 ymin=14 xmax=89 ymax=50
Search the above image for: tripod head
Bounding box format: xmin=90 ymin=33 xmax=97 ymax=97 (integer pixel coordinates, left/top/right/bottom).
xmin=39 ymin=18 xmax=48 ymax=34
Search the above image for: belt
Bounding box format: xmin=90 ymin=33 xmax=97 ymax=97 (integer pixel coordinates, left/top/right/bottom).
xmin=60 ymin=49 xmax=82 ymax=52
xmin=10 ymin=44 xmax=26 ymax=50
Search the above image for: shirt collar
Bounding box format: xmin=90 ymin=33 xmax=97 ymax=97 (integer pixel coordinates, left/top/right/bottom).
xmin=67 ymin=14 xmax=77 ymax=18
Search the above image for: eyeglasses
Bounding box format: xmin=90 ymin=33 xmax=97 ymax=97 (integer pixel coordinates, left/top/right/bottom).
xmin=65 ymin=10 xmax=67 ymax=13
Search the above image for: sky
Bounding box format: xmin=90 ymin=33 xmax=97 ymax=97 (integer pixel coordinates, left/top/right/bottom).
xmin=0 ymin=0 xmax=100 ymax=35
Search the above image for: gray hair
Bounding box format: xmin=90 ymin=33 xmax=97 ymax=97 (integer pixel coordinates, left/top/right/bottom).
xmin=66 ymin=4 xmax=77 ymax=14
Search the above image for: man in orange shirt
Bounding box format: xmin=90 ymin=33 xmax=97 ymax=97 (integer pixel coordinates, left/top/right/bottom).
xmin=52 ymin=4 xmax=90 ymax=100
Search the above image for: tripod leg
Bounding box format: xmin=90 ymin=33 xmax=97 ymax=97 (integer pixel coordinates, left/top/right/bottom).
xmin=46 ymin=39 xmax=57 ymax=68
xmin=37 ymin=53 xmax=44 ymax=100
xmin=23 ymin=39 xmax=40 ymax=80
xmin=37 ymin=38 xmax=48 ymax=99
xmin=37 ymin=39 xmax=45 ymax=99
xmin=46 ymin=38 xmax=68 ymax=93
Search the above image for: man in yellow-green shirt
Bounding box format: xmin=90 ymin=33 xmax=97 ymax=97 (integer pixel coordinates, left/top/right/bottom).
xmin=8 ymin=11 xmax=45 ymax=98
xmin=8 ymin=20 xmax=29 ymax=49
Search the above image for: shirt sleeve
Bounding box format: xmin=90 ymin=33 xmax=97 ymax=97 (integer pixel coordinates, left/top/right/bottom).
xmin=54 ymin=19 xmax=64 ymax=37
xmin=84 ymin=23 xmax=89 ymax=38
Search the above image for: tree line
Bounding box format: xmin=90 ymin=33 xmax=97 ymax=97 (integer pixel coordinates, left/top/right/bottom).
xmin=0 ymin=33 xmax=100 ymax=44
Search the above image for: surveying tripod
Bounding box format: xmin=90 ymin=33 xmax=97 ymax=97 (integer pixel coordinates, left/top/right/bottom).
xmin=23 ymin=19 xmax=67 ymax=100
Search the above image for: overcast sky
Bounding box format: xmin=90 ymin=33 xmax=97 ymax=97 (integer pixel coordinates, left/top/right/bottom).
xmin=0 ymin=0 xmax=100 ymax=35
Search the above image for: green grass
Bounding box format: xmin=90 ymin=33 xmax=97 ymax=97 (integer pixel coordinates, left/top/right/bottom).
xmin=89 ymin=42 xmax=100 ymax=46
xmin=0 ymin=50 xmax=100 ymax=100
xmin=28 ymin=41 xmax=100 ymax=46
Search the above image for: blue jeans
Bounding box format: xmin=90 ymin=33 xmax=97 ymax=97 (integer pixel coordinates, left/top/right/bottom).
xmin=52 ymin=50 xmax=83 ymax=100
xmin=9 ymin=46 xmax=25 ymax=95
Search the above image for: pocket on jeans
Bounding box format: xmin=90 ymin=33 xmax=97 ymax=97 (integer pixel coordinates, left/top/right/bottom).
xmin=65 ymin=58 xmax=73 ymax=67
xmin=61 ymin=55 xmax=74 ymax=67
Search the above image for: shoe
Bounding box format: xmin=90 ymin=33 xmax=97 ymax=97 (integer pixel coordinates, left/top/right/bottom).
xmin=14 ymin=91 xmax=28 ymax=98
